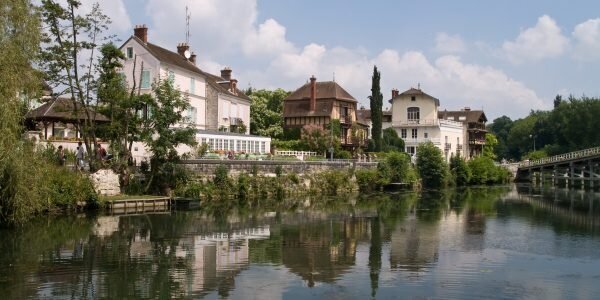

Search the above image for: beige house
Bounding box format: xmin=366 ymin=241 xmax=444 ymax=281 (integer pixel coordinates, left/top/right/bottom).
xmin=390 ymin=87 xmax=465 ymax=161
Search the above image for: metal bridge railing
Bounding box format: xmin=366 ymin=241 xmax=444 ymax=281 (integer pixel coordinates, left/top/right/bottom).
xmin=519 ymin=146 xmax=600 ymax=168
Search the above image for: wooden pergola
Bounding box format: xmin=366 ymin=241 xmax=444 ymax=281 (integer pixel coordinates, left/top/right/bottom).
xmin=25 ymin=97 xmax=110 ymax=139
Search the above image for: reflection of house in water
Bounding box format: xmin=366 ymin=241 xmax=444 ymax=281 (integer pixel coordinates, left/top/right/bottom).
xmin=463 ymin=210 xmax=486 ymax=251
xmin=389 ymin=215 xmax=441 ymax=271
xmin=281 ymin=218 xmax=370 ymax=287
xmin=171 ymin=226 xmax=270 ymax=297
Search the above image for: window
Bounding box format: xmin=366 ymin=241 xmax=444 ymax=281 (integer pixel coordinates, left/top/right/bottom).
xmin=407 ymin=146 xmax=416 ymax=155
xmin=411 ymin=129 xmax=418 ymax=139
xmin=407 ymin=107 xmax=420 ymax=121
xmin=186 ymin=107 xmax=197 ymax=124
xmin=141 ymin=70 xmax=150 ymax=88
xmin=457 ymin=137 xmax=460 ymax=144
xmin=261 ymin=142 xmax=266 ymax=153
xmin=190 ymin=77 xmax=195 ymax=94
xmin=445 ymin=136 xmax=448 ymax=143
xmin=459 ymin=116 xmax=467 ymax=121
xmin=411 ymin=96 xmax=416 ymax=101
xmin=126 ymin=47 xmax=133 ymax=59
xmin=401 ymin=129 xmax=407 ymax=139
xmin=424 ymin=132 xmax=428 ymax=139
xmin=168 ymin=71 xmax=175 ymax=82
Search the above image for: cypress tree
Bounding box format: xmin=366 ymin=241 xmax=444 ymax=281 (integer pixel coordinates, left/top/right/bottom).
xmin=369 ymin=66 xmax=383 ymax=151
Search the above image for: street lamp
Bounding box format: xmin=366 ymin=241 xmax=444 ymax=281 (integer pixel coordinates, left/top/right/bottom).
xmin=529 ymin=134 xmax=537 ymax=152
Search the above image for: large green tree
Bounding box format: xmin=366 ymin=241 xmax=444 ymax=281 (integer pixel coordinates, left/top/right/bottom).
xmin=487 ymin=115 xmax=513 ymax=159
xmin=381 ymin=127 xmax=404 ymax=152
xmin=248 ymin=88 xmax=289 ymax=138
xmin=369 ymin=66 xmax=383 ymax=151
xmin=143 ymin=79 xmax=197 ymax=194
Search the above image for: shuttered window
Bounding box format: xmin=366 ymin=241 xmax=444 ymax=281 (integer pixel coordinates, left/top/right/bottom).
xmin=141 ymin=70 xmax=150 ymax=88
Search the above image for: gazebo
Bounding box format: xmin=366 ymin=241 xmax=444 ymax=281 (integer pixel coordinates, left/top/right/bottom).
xmin=25 ymin=97 xmax=110 ymax=140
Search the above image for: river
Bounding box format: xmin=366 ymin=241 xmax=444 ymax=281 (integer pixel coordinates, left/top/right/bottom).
xmin=1 ymin=185 xmax=599 ymax=299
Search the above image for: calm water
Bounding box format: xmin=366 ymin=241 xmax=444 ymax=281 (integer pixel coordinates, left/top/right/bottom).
xmin=1 ymin=185 xmax=600 ymax=299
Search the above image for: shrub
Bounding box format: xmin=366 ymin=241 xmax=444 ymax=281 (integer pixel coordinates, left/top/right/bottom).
xmin=311 ymin=170 xmax=352 ymax=195
xmin=450 ymin=154 xmax=471 ymax=186
xmin=355 ymin=168 xmax=380 ymax=192
xmin=214 ymin=165 xmax=231 ymax=189
xmin=335 ymin=150 xmax=352 ymax=159
xmin=416 ymin=142 xmax=448 ymax=189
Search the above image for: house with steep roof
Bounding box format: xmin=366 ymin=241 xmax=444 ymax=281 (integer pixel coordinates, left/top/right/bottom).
xmin=119 ymin=25 xmax=270 ymax=158
xmin=283 ymin=76 xmax=368 ymax=149
xmin=389 ymin=87 xmax=465 ymax=161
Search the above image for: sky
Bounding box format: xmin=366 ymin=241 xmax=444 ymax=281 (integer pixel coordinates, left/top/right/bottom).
xmin=88 ymin=0 xmax=600 ymax=120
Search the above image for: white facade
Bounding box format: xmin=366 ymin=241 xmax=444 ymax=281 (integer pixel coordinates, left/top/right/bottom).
xmin=391 ymin=88 xmax=467 ymax=161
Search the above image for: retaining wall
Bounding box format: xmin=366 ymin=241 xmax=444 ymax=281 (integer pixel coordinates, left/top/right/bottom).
xmin=180 ymin=159 xmax=378 ymax=177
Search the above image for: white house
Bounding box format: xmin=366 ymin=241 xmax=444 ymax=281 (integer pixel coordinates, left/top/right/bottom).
xmin=390 ymin=87 xmax=465 ymax=161
xmin=119 ymin=25 xmax=270 ymax=161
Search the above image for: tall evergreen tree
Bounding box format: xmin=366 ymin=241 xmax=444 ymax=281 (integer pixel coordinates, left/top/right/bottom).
xmin=369 ymin=66 xmax=383 ymax=151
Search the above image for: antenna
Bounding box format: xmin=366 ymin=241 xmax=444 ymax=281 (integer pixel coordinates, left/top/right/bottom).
xmin=185 ymin=6 xmax=191 ymax=44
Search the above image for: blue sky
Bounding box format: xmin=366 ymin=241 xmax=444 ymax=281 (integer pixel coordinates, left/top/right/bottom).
xmin=94 ymin=0 xmax=600 ymax=120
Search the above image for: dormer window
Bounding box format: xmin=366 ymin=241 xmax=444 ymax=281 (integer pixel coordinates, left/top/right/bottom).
xmin=126 ymin=47 xmax=133 ymax=59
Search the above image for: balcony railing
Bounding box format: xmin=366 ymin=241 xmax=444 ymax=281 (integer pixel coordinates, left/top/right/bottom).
xmin=457 ymin=144 xmax=463 ymax=150
xmin=404 ymin=137 xmax=441 ymax=145
xmin=469 ymin=139 xmax=486 ymax=145
xmin=392 ymin=119 xmax=463 ymax=127
xmin=468 ymin=123 xmax=487 ymax=131
xmin=340 ymin=115 xmax=352 ymax=124
xmin=445 ymin=143 xmax=451 ymax=150
xmin=230 ymin=117 xmax=243 ymax=126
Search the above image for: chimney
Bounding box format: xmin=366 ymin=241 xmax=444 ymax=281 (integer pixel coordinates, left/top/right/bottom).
xmin=230 ymin=79 xmax=238 ymax=94
xmin=177 ymin=43 xmax=190 ymax=58
xmin=221 ymin=67 xmax=232 ymax=81
xmin=391 ymin=89 xmax=399 ymax=99
xmin=134 ymin=24 xmax=148 ymax=43
xmin=189 ymin=52 xmax=196 ymax=65
xmin=464 ymin=107 xmax=471 ymax=111
xmin=310 ymin=75 xmax=317 ymax=112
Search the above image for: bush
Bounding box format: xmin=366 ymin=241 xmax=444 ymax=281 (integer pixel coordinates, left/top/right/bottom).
xmin=311 ymin=170 xmax=352 ymax=195
xmin=335 ymin=150 xmax=352 ymax=159
xmin=450 ymin=154 xmax=471 ymax=186
xmin=416 ymin=142 xmax=448 ymax=189
xmin=355 ymin=168 xmax=380 ymax=192
xmin=214 ymin=165 xmax=231 ymax=189
xmin=467 ymin=156 xmax=511 ymax=185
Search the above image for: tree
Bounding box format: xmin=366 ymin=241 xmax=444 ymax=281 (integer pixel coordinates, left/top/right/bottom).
xmin=249 ymin=88 xmax=289 ymax=138
xmin=143 ymin=79 xmax=197 ymax=194
xmin=449 ymin=154 xmax=471 ymax=186
xmin=369 ymin=66 xmax=383 ymax=151
xmin=40 ymin=0 xmax=113 ymax=171
xmin=300 ymin=125 xmax=339 ymax=156
xmin=416 ymin=141 xmax=448 ymax=189
xmin=381 ymin=127 xmax=404 ymax=152
xmin=487 ymin=115 xmax=513 ymax=159
xmin=483 ymin=133 xmax=498 ymax=160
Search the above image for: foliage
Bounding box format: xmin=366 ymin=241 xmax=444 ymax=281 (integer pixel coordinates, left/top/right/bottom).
xmin=483 ymin=133 xmax=498 ymax=160
xmin=196 ymin=143 xmax=209 ymax=158
xmin=382 ymin=151 xmax=414 ymax=183
xmin=381 ymin=128 xmax=404 ymax=152
xmin=40 ymin=0 xmax=114 ymax=171
xmin=449 ymin=154 xmax=471 ymax=186
xmin=416 ymin=141 xmax=448 ymax=189
xmin=523 ymin=150 xmax=548 ymax=161
xmin=214 ymin=165 xmax=231 ymax=189
xmin=335 ymin=150 xmax=352 ymax=159
xmin=271 ymin=139 xmax=306 ymax=151
xmin=467 ymin=156 xmax=510 ymax=185
xmin=310 ymin=170 xmax=353 ymax=195
xmin=350 ymin=123 xmax=368 ymax=150
xmin=369 ymin=65 xmax=383 ymax=151
xmin=355 ymin=169 xmax=381 ymax=192
xmin=249 ymin=88 xmax=289 ymax=138
xmin=487 ymin=115 xmax=513 ymax=160
xmin=143 ymin=79 xmax=197 ymax=194
xmin=301 ymin=125 xmax=339 ymax=155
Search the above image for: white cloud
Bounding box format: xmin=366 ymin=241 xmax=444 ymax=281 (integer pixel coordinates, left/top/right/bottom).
xmin=435 ymin=32 xmax=466 ymax=54
xmin=501 ymin=15 xmax=569 ymax=64
xmin=572 ymin=18 xmax=600 ymax=61
xmin=79 ymin=0 xmax=132 ymax=34
xmin=142 ymin=0 xmax=545 ymax=119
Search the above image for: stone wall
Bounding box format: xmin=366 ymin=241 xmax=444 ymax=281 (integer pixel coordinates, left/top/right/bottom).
xmin=181 ymin=159 xmax=377 ymax=177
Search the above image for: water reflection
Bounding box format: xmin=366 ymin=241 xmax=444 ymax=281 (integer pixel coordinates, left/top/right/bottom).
xmin=1 ymin=186 xmax=600 ymax=299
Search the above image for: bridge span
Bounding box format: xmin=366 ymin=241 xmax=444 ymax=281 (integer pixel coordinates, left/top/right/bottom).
xmin=516 ymin=146 xmax=600 ymax=188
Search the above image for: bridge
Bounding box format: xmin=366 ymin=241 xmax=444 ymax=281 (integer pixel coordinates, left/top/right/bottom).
xmin=515 ymin=146 xmax=600 ymax=188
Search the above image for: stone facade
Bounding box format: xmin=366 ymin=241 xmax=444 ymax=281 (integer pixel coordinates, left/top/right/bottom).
xmin=206 ymin=84 xmax=220 ymax=131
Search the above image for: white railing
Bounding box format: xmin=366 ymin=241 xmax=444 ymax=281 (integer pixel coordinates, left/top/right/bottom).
xmin=275 ymin=150 xmax=318 ymax=157
xmin=404 ymin=138 xmax=441 ymax=145
xmin=392 ymin=118 xmax=464 ymax=127
xmin=519 ymin=146 xmax=600 ymax=168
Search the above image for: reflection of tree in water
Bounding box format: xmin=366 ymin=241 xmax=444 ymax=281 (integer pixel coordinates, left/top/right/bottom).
xmin=280 ymin=218 xmax=369 ymax=287
xmin=368 ymin=216 xmax=382 ymax=298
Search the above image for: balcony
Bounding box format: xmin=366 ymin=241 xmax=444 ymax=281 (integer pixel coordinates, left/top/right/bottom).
xmin=404 ymin=137 xmax=441 ymax=145
xmin=457 ymin=144 xmax=463 ymax=150
xmin=230 ymin=117 xmax=243 ymax=126
xmin=339 ymin=115 xmax=352 ymax=124
xmin=468 ymin=123 xmax=487 ymax=131
xmin=444 ymin=143 xmax=451 ymax=150
xmin=392 ymin=118 xmax=463 ymax=128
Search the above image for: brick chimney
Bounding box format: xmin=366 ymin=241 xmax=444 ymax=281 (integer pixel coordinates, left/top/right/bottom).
xmin=134 ymin=24 xmax=148 ymax=43
xmin=310 ymin=75 xmax=317 ymax=112
xmin=189 ymin=52 xmax=196 ymax=65
xmin=391 ymin=89 xmax=399 ymax=99
xmin=177 ymin=43 xmax=190 ymax=58
xmin=221 ymin=67 xmax=232 ymax=81
xmin=230 ymin=79 xmax=238 ymax=94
